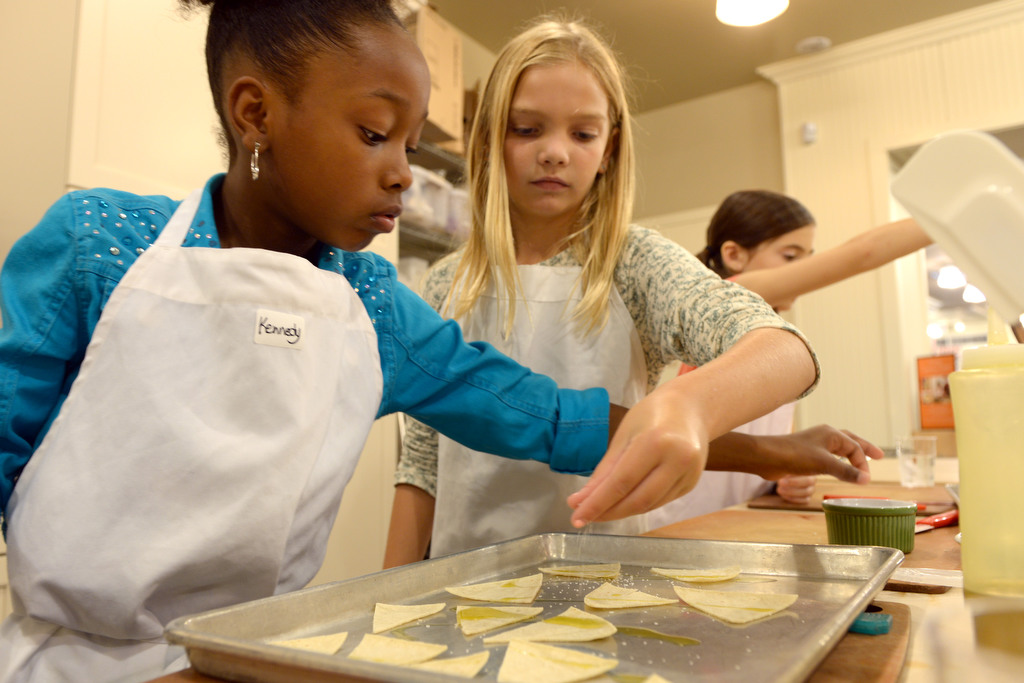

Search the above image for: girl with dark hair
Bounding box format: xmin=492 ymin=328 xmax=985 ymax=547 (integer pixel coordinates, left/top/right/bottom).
xmin=699 ymin=190 xmax=930 ymax=313
xmin=648 ymin=190 xmax=931 ymax=526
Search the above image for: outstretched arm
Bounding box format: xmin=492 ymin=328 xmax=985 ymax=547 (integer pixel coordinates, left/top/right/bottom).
xmin=704 ymin=425 xmax=884 ymax=483
xmin=730 ymin=218 xmax=931 ymax=309
xmin=568 ymin=327 xmax=816 ymax=526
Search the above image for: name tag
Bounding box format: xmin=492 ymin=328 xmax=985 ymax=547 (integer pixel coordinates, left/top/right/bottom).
xmin=254 ymin=309 xmax=305 ymax=349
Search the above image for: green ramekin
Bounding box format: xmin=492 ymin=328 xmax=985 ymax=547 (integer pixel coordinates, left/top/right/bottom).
xmin=822 ymin=498 xmax=916 ymax=554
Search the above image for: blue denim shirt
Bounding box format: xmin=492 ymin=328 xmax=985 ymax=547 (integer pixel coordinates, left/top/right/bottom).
xmin=0 ymin=174 xmax=609 ymax=526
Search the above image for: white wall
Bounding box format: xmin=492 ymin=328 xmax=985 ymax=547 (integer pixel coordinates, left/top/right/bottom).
xmin=0 ymin=1 xmax=78 ymax=262
xmin=760 ymin=0 xmax=1024 ymax=446
xmin=634 ymin=81 xmax=784 ymax=219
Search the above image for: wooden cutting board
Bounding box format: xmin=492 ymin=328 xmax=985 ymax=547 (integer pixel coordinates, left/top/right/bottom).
xmin=747 ymin=480 xmax=955 ymax=516
xmin=808 ymin=601 xmax=910 ymax=683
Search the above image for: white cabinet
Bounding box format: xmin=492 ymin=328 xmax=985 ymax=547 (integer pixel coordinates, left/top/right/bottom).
xmin=68 ymin=0 xmax=223 ymax=196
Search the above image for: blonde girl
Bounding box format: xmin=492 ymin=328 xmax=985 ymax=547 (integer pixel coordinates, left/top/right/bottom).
xmin=384 ymin=17 xmax=858 ymax=566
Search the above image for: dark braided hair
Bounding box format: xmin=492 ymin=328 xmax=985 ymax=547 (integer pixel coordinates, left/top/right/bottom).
xmin=180 ymin=0 xmax=402 ymax=159
xmin=696 ymin=190 xmax=815 ymax=278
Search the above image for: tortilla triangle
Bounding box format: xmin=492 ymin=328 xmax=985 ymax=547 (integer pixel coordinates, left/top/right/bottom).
xmin=497 ymin=640 xmax=618 ymax=683
xmin=412 ymin=651 xmax=491 ymax=677
xmin=457 ymin=605 xmax=543 ymax=636
xmin=372 ymin=602 xmax=446 ymax=633
xmin=583 ymin=582 xmax=677 ymax=609
xmin=539 ymin=563 xmax=620 ymax=580
xmin=347 ymin=633 xmax=447 ymax=665
xmin=269 ymin=631 xmax=348 ymax=655
xmin=673 ymin=586 xmax=797 ymax=624
xmin=652 ymin=565 xmax=742 ymax=583
xmin=484 ymin=606 xmax=616 ymax=644
xmin=446 ymin=573 xmax=543 ymax=604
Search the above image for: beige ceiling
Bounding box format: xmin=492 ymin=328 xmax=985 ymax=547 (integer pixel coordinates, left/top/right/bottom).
xmin=427 ymin=0 xmax=1000 ymax=112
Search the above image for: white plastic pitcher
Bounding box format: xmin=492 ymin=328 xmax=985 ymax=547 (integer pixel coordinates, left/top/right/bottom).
xmin=891 ymin=130 xmax=1024 ymax=324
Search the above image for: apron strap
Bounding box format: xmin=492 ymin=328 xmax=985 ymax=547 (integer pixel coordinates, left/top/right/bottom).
xmin=155 ymin=189 xmax=203 ymax=247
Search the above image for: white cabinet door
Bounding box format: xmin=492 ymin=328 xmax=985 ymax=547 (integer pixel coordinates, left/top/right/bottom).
xmin=70 ymin=0 xmax=224 ymax=196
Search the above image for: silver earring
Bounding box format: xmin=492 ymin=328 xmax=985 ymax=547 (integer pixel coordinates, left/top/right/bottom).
xmin=250 ymin=142 xmax=260 ymax=181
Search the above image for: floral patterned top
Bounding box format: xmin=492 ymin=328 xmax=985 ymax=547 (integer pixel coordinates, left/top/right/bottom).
xmin=396 ymin=224 xmax=819 ymax=496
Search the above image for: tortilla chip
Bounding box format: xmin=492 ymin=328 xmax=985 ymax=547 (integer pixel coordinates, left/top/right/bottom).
xmin=269 ymin=631 xmax=348 ymax=655
xmin=457 ymin=605 xmax=543 ymax=636
xmin=673 ymin=586 xmax=798 ymax=624
xmin=642 ymin=675 xmax=672 ymax=683
xmin=497 ymin=640 xmax=618 ymax=683
xmin=583 ymin=582 xmax=677 ymax=609
xmin=539 ymin=563 xmax=621 ymax=580
xmin=652 ymin=565 xmax=742 ymax=583
xmin=412 ymin=651 xmax=491 ymax=677
xmin=484 ymin=606 xmax=615 ymax=644
xmin=347 ymin=633 xmax=447 ymax=665
xmin=446 ymin=573 xmax=543 ymax=604
xmin=372 ymin=602 xmax=446 ymax=633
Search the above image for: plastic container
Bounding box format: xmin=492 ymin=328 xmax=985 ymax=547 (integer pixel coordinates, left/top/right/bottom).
xmin=402 ymin=165 xmax=452 ymax=232
xmin=823 ymin=498 xmax=916 ymax=554
xmin=949 ymin=344 xmax=1024 ymax=598
xmin=890 ymin=130 xmax=1024 ymax=326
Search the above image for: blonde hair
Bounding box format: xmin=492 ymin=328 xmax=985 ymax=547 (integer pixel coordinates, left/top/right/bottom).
xmin=445 ymin=16 xmax=636 ymax=337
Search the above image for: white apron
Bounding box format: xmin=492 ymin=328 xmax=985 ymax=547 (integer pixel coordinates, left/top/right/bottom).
xmin=431 ymin=265 xmax=648 ymax=558
xmin=644 ymin=402 xmax=795 ymax=529
xmin=1 ymin=190 xmax=383 ymax=683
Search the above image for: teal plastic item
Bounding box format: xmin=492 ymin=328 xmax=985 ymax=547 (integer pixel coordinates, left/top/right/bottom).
xmin=849 ymin=611 xmax=894 ymax=635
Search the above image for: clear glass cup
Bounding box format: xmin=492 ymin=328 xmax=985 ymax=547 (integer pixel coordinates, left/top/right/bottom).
xmin=896 ymin=435 xmax=937 ymax=488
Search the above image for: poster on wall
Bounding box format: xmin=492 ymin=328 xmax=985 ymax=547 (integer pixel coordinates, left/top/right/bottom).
xmin=917 ymin=354 xmax=956 ymax=430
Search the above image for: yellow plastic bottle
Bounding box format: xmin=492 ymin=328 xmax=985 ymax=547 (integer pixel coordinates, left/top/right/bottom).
xmin=949 ymin=342 xmax=1024 ymax=598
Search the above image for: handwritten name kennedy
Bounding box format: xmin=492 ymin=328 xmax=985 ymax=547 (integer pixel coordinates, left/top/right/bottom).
xmin=258 ymin=316 xmax=302 ymax=345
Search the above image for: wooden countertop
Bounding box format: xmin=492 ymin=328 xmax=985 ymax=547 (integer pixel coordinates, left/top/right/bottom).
xmin=650 ymin=478 xmax=961 ymax=575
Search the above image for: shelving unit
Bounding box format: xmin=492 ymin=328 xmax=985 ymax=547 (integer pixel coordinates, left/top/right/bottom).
xmin=398 ymin=221 xmax=464 ymax=264
xmin=399 ymin=140 xmax=468 ymax=264
xmin=412 ymin=140 xmax=466 ymax=184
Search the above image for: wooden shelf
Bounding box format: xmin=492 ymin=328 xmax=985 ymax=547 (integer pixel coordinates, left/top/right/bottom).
xmin=413 ymin=141 xmax=465 ymax=185
xmin=398 ymin=220 xmax=463 ymax=264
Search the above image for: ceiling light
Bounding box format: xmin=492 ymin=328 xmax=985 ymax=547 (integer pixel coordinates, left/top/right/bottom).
xmin=716 ymin=0 xmax=789 ymax=27
xmin=926 ymin=323 xmax=945 ymax=340
xmin=963 ymin=284 xmax=987 ymax=304
xmin=936 ymin=265 xmax=966 ymax=289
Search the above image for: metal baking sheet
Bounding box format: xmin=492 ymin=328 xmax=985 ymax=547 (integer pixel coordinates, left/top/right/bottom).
xmin=165 ymin=533 xmax=902 ymax=683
